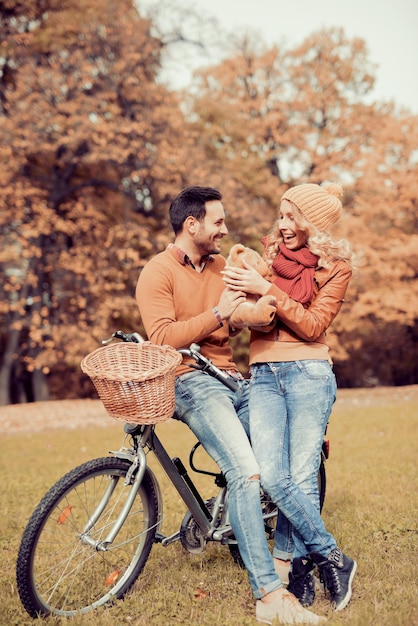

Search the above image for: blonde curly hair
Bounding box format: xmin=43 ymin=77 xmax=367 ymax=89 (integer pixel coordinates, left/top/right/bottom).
xmin=263 ymin=199 xmax=353 ymax=270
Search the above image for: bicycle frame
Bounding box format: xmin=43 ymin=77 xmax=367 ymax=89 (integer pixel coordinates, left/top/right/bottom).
xmin=107 ymin=421 xmax=324 ymax=553
xmin=109 ymin=422 xmax=242 ymax=551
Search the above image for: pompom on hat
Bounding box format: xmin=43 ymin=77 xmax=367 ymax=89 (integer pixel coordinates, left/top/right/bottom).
xmin=281 ymin=183 xmax=343 ymax=231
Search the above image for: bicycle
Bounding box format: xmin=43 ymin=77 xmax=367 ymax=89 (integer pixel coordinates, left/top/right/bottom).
xmin=16 ymin=330 xmax=328 ymax=618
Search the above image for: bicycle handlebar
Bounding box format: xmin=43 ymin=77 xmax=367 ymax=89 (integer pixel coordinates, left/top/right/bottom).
xmin=178 ymin=343 xmax=239 ymax=392
xmin=103 ymin=331 xmax=240 ymax=392
xmin=102 ymin=330 xmax=144 ymax=344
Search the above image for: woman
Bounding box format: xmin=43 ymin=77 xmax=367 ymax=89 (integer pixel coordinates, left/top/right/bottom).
xmin=222 ymin=183 xmax=357 ymax=612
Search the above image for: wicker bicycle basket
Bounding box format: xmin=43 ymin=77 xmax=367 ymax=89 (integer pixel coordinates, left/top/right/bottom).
xmin=80 ymin=342 xmax=182 ymax=424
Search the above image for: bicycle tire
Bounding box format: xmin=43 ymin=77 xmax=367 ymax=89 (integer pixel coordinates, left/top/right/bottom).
xmin=318 ymin=453 xmax=326 ymax=511
xmin=16 ymin=456 xmax=158 ymax=618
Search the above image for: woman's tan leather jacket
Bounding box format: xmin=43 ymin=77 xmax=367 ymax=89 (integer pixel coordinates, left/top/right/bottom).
xmin=251 ymin=259 xmax=352 ymax=346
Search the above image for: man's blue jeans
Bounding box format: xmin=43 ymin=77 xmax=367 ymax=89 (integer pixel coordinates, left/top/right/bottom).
xmin=249 ymin=361 xmax=337 ymax=561
xmin=174 ymin=371 xmax=282 ymax=598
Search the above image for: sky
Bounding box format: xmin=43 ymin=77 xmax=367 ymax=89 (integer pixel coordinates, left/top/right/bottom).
xmin=145 ymin=0 xmax=418 ymax=114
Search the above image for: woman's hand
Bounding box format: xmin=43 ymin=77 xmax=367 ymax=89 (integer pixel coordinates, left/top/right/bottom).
xmin=221 ymin=261 xmax=271 ymax=296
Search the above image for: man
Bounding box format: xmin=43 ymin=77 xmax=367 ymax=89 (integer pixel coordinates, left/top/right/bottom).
xmin=136 ymin=186 xmax=323 ymax=625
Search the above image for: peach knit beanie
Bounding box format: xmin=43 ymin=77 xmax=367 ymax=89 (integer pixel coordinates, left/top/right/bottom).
xmin=282 ymin=183 xmax=343 ymax=231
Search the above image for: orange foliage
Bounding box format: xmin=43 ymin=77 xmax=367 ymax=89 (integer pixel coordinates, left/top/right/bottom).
xmin=186 ymin=30 xmax=418 ymax=387
xmin=0 ymin=3 xmax=417 ymax=403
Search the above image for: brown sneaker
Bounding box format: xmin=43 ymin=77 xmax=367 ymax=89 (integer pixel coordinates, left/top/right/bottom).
xmin=256 ymin=589 xmax=325 ymax=624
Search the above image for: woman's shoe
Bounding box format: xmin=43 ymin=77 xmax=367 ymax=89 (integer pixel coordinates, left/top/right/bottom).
xmin=309 ymin=548 xmax=357 ymax=611
xmin=288 ymin=557 xmax=316 ymax=607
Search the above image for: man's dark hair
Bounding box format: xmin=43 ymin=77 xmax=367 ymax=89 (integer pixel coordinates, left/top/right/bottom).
xmin=169 ymin=186 xmax=222 ymax=235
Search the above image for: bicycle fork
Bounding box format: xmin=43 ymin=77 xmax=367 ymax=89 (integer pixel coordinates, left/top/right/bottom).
xmin=79 ymin=450 xmax=148 ymax=551
xmin=78 ymin=430 xmax=217 ymax=552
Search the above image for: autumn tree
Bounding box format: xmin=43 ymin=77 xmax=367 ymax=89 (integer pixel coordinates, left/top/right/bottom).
xmin=184 ymin=28 xmax=418 ymax=385
xmin=0 ymin=0 xmax=208 ymax=404
xmin=331 ymin=109 xmax=418 ymax=386
xmin=1 ymin=6 xmax=417 ymax=403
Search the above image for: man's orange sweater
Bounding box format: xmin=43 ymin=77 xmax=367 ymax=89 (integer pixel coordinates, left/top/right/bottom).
xmin=136 ymin=246 xmax=237 ymax=376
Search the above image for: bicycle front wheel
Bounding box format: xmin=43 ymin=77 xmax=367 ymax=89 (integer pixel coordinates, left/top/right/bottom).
xmin=16 ymin=456 xmax=158 ymax=618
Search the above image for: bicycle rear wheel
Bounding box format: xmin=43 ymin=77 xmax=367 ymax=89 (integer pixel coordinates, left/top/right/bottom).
xmin=318 ymin=453 xmax=326 ymax=511
xmin=16 ymin=457 xmax=158 ymax=618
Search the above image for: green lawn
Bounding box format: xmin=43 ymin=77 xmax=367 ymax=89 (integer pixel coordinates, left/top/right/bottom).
xmin=1 ymin=387 xmax=417 ymax=625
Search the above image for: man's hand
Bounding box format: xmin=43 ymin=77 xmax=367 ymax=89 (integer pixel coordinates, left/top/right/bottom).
xmin=216 ymin=288 xmax=247 ymax=321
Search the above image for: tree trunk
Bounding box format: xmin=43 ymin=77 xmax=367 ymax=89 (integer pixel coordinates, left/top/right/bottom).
xmin=0 ymin=326 xmax=21 ymax=405
xmin=31 ymin=369 xmax=50 ymax=402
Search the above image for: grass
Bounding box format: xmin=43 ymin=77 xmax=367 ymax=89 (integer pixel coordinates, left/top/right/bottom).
xmin=1 ymin=387 xmax=417 ymax=625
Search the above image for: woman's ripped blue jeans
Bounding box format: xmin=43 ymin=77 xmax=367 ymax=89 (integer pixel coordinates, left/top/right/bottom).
xmin=249 ymin=360 xmax=337 ymax=560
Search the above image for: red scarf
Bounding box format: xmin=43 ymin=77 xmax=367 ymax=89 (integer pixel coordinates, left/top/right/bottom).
xmin=271 ymin=243 xmax=319 ymax=304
